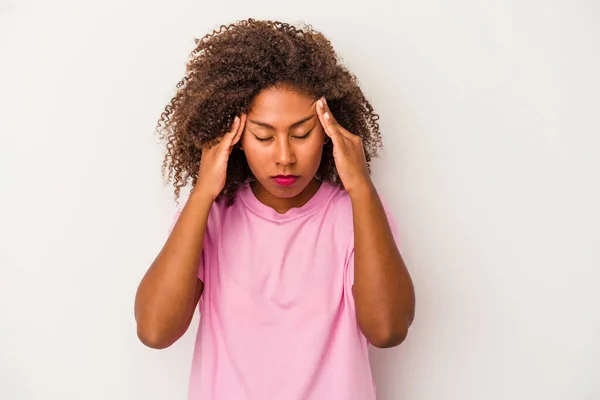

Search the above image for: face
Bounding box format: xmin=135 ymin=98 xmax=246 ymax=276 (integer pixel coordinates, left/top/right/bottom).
xmin=240 ymin=85 xmax=326 ymax=204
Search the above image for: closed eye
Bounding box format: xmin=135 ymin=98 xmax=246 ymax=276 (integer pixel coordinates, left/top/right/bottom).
xmin=293 ymin=127 xmax=314 ymax=139
xmin=252 ymin=128 xmax=313 ymax=142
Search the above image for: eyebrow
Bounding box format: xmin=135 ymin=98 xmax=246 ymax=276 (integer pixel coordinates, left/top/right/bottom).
xmin=248 ymin=115 xmax=315 ymax=130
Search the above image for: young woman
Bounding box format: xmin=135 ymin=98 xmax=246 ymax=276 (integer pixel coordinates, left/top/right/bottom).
xmin=135 ymin=18 xmax=415 ymax=399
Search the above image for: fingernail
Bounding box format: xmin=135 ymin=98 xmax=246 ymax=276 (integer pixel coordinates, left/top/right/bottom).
xmin=324 ymin=112 xmax=330 ymax=120
xmin=317 ymin=100 xmax=323 ymax=109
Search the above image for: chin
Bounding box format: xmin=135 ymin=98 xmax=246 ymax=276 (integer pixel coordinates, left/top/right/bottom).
xmin=260 ymin=177 xmax=310 ymax=199
xmin=271 ymin=183 xmax=305 ymax=198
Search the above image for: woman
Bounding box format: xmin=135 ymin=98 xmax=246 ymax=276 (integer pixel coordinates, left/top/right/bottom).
xmin=134 ymin=18 xmax=415 ymax=399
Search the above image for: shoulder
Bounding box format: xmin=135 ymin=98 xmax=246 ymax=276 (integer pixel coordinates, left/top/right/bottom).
xmin=322 ymin=182 xmax=400 ymax=242
xmin=320 ymin=182 xmax=353 ymax=232
xmin=171 ymin=191 xmax=239 ymax=230
xmin=324 ymin=182 xmax=397 ymax=216
xmin=204 ymin=193 xmax=246 ymax=233
xmin=325 ymin=183 xmax=352 ymax=213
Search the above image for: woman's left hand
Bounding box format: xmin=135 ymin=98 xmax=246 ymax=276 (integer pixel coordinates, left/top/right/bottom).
xmin=316 ymin=97 xmax=373 ymax=196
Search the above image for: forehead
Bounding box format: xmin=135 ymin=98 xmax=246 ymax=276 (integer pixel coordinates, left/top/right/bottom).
xmin=248 ymin=86 xmax=316 ymax=125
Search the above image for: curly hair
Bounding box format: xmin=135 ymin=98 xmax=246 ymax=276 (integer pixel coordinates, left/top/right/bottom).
xmin=156 ymin=18 xmax=383 ymax=205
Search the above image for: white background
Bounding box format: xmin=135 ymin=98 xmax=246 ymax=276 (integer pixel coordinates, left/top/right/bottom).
xmin=1 ymin=0 xmax=599 ymax=399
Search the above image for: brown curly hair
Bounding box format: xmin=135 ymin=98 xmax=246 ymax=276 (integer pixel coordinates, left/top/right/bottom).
xmin=156 ymin=18 xmax=383 ymax=205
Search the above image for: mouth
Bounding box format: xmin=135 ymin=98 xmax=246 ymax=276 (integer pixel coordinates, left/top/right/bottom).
xmin=272 ymin=175 xmax=299 ymax=186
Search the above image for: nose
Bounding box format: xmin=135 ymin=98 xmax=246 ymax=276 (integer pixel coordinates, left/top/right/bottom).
xmin=273 ymin=138 xmax=296 ymax=166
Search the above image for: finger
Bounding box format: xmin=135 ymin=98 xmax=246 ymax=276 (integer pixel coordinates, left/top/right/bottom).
xmin=231 ymin=113 xmax=246 ymax=146
xmin=229 ymin=115 xmax=241 ymax=135
xmin=220 ymin=116 xmax=240 ymax=149
xmin=316 ymin=98 xmax=345 ymax=148
xmin=321 ymin=97 xmax=355 ymax=140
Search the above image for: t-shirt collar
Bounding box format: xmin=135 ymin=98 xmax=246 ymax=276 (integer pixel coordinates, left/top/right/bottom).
xmin=238 ymin=179 xmax=335 ymax=222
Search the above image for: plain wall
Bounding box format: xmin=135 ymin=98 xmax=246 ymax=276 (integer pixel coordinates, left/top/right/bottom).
xmin=1 ymin=0 xmax=598 ymax=399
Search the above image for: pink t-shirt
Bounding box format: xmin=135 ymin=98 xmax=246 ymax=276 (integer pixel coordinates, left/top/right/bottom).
xmin=173 ymin=181 xmax=398 ymax=399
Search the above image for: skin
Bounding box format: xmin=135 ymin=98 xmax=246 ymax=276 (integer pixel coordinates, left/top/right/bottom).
xmin=134 ymin=86 xmax=415 ymax=349
xmin=241 ymin=86 xmax=325 ymax=213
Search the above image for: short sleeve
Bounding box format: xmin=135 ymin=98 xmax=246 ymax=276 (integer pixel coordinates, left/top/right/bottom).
xmin=169 ymin=209 xmax=205 ymax=282
xmin=345 ymin=193 xmax=400 ymax=287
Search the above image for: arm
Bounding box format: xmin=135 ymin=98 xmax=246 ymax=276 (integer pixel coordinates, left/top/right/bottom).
xmin=350 ymin=182 xmax=415 ymax=348
xmin=134 ymin=113 xmax=246 ymax=349
xmin=315 ymin=97 xmax=415 ymax=347
xmin=134 ymin=191 xmax=212 ymax=349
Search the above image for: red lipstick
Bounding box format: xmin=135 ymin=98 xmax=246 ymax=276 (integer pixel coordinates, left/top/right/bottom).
xmin=273 ymin=175 xmax=299 ymax=186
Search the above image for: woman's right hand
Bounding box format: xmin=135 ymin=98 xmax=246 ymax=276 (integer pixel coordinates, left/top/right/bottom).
xmin=195 ymin=114 xmax=246 ymax=200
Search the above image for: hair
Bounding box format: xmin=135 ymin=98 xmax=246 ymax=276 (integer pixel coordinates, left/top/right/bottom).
xmin=156 ymin=18 xmax=383 ymax=205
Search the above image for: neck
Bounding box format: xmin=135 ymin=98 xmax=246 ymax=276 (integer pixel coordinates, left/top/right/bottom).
xmin=250 ymin=178 xmax=322 ymax=214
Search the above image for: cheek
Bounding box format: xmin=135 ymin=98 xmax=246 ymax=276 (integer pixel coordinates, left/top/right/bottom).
xmin=298 ymin=138 xmax=325 ymax=167
xmin=242 ymin=144 xmax=264 ymax=166
xmin=240 ymin=139 xmax=269 ymax=173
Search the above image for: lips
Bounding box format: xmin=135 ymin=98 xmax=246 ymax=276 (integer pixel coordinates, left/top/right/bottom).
xmin=272 ymin=175 xmax=299 ymax=186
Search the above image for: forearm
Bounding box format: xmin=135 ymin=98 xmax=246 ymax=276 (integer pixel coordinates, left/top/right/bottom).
xmin=350 ymin=182 xmax=415 ymax=348
xmin=134 ymin=190 xmax=213 ymax=348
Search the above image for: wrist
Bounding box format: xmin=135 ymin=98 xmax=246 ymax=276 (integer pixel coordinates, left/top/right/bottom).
xmin=189 ymin=184 xmax=218 ymax=206
xmin=347 ymin=178 xmax=376 ymax=201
